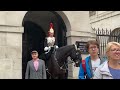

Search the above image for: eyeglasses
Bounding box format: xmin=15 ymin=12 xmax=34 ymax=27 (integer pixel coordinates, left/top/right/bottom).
xmin=89 ymin=46 xmax=98 ymax=50
xmin=110 ymin=49 xmax=120 ymax=52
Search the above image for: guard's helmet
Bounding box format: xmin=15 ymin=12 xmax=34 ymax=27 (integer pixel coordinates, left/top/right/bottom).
xmin=48 ymin=22 xmax=54 ymax=34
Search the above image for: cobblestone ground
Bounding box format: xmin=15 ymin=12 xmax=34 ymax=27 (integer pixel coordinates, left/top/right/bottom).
xmin=73 ymin=67 xmax=79 ymax=79
xmin=73 ymin=65 xmax=80 ymax=79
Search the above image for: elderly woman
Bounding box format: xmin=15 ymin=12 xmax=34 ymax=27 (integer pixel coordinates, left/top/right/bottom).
xmin=93 ymin=42 xmax=120 ymax=79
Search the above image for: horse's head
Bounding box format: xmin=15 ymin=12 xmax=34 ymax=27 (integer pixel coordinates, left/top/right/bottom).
xmin=70 ymin=44 xmax=82 ymax=67
xmin=46 ymin=44 xmax=82 ymax=79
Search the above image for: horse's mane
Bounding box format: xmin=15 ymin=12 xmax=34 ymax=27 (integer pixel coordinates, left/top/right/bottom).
xmin=55 ymin=44 xmax=76 ymax=60
xmin=56 ymin=44 xmax=75 ymax=53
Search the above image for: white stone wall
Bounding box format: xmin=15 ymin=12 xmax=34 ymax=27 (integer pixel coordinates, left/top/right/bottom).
xmin=90 ymin=11 xmax=120 ymax=30
xmin=0 ymin=11 xmax=27 ymax=26
xmin=0 ymin=11 xmax=25 ymax=79
xmin=0 ymin=26 xmax=23 ymax=79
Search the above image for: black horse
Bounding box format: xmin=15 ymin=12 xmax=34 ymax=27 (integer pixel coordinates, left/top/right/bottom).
xmin=43 ymin=44 xmax=82 ymax=79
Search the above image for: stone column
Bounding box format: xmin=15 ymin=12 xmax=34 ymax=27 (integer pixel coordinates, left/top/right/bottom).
xmin=65 ymin=11 xmax=96 ymax=79
xmin=0 ymin=26 xmax=24 ymax=79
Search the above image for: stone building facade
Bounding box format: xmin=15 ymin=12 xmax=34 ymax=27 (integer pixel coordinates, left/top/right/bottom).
xmin=90 ymin=11 xmax=120 ymax=58
xmin=90 ymin=11 xmax=120 ymax=31
xmin=0 ymin=11 xmax=96 ymax=79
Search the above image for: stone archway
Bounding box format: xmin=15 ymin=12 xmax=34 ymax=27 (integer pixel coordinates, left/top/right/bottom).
xmin=22 ymin=11 xmax=70 ymax=79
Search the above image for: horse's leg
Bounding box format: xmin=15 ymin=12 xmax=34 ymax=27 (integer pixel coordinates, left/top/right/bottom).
xmin=54 ymin=76 xmax=59 ymax=79
xmin=59 ymin=73 xmax=67 ymax=79
xmin=46 ymin=71 xmax=49 ymax=79
xmin=64 ymin=71 xmax=68 ymax=79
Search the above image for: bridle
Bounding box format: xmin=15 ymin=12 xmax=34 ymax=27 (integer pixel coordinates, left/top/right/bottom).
xmin=54 ymin=51 xmax=69 ymax=70
xmin=53 ymin=47 xmax=78 ymax=71
xmin=46 ymin=51 xmax=69 ymax=79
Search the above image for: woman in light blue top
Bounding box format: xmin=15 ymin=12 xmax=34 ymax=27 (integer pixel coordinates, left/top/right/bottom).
xmin=93 ymin=42 xmax=120 ymax=79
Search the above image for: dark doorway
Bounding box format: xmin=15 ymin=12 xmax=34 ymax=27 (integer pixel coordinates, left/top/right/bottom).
xmin=22 ymin=11 xmax=67 ymax=79
xmin=22 ymin=21 xmax=46 ymax=79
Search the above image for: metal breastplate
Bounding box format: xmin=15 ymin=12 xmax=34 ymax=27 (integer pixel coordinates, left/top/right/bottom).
xmin=47 ymin=37 xmax=55 ymax=47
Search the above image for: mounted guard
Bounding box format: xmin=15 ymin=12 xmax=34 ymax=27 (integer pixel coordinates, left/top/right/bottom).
xmin=44 ymin=22 xmax=58 ymax=61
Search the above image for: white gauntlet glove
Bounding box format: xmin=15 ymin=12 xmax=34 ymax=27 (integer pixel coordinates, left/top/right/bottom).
xmin=44 ymin=46 xmax=51 ymax=54
xmin=44 ymin=47 xmax=49 ymax=51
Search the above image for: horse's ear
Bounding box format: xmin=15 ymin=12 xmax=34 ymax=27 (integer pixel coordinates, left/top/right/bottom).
xmin=73 ymin=44 xmax=77 ymax=50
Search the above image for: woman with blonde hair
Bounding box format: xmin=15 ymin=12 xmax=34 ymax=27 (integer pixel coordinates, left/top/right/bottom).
xmin=93 ymin=42 xmax=120 ymax=79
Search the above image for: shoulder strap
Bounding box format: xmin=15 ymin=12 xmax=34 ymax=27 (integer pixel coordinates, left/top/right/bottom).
xmin=89 ymin=58 xmax=93 ymax=77
xmin=82 ymin=60 xmax=86 ymax=73
xmin=100 ymin=57 xmax=106 ymax=65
